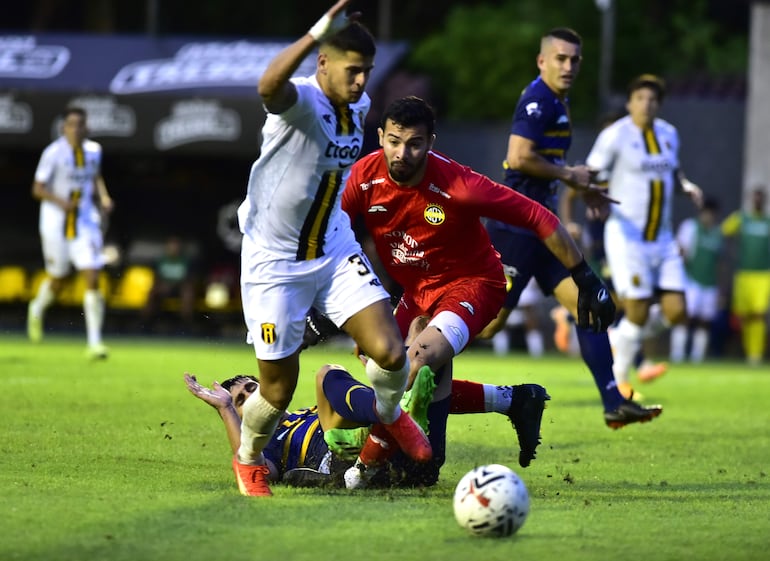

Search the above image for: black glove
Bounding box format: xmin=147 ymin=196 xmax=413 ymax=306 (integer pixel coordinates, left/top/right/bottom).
xmin=569 ymin=259 xmax=615 ymax=332
xmin=302 ymin=307 xmax=342 ymax=349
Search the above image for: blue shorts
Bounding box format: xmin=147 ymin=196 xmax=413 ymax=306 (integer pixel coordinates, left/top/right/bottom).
xmin=486 ymin=220 xmax=570 ymax=310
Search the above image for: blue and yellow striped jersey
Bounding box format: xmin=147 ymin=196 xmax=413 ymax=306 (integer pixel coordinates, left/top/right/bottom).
xmin=262 ymin=406 xmax=328 ymax=477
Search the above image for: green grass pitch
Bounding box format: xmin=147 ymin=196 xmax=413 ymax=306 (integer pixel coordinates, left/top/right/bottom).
xmin=1 ymin=334 xmax=768 ymax=561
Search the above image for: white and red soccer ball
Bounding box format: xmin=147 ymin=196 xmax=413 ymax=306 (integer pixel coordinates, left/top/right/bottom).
xmin=453 ymin=464 xmax=530 ymax=537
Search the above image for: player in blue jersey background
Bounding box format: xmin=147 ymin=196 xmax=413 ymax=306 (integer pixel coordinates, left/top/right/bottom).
xmin=478 ymin=27 xmax=661 ymax=428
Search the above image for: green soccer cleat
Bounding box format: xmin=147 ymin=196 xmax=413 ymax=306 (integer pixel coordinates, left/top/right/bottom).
xmin=400 ymin=365 xmax=437 ymax=434
xmin=324 ymin=426 xmax=370 ymax=460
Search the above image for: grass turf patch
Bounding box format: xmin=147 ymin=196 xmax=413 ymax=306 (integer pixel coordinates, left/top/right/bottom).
xmin=1 ymin=334 xmax=768 ymax=561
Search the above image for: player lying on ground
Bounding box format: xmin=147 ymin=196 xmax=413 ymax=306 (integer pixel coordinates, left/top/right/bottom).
xmin=185 ymin=367 xmax=546 ymax=488
xmin=186 ymin=318 xmax=549 ymax=488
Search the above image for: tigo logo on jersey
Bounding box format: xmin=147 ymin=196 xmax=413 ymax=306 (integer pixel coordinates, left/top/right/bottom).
xmin=424 ymin=204 xmax=445 ymax=225
xmin=261 ymin=323 xmax=276 ymax=344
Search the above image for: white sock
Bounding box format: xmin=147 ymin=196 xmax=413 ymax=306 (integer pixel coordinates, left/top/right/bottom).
xmin=31 ymin=278 xmax=55 ymax=316
xmin=491 ymin=330 xmax=509 ymax=355
xmin=84 ymin=289 xmax=104 ymax=347
xmin=690 ymin=327 xmax=709 ymax=362
xmin=670 ymin=324 xmax=688 ymax=363
xmin=526 ymin=330 xmax=544 ymax=357
xmin=482 ymin=384 xmax=514 ymax=414
xmin=612 ymin=318 xmax=643 ymax=384
xmin=366 ymin=357 xmax=409 ymax=424
xmin=237 ymin=392 xmax=283 ymax=465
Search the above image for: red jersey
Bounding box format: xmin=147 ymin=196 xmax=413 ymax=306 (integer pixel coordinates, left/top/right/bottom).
xmin=342 ymin=149 xmax=559 ymax=311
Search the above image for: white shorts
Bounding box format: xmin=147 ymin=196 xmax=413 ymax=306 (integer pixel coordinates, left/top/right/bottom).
xmin=240 ymin=235 xmax=390 ymax=360
xmin=604 ymin=218 xmax=686 ymax=300
xmin=41 ymin=226 xmax=105 ymax=278
xmin=518 ymin=277 xmax=544 ymax=307
xmin=685 ymin=279 xmax=719 ymax=321
xmin=506 ymin=278 xmax=543 ymax=326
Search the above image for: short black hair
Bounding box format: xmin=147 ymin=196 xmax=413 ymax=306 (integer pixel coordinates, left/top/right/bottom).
xmin=701 ymin=196 xmax=720 ymax=213
xmin=63 ymin=106 xmax=86 ymax=120
xmin=380 ymin=96 xmax=436 ymax=137
xmin=628 ymin=74 xmax=666 ymax=102
xmin=543 ymin=27 xmax=582 ymax=47
xmin=323 ymin=21 xmax=376 ymax=58
xmin=220 ymin=375 xmax=258 ymax=391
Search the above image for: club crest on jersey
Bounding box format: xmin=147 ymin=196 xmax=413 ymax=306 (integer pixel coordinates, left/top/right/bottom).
xmin=525 ymin=102 xmax=541 ymax=118
xmin=424 ymin=204 xmax=445 ymax=225
xmin=261 ymin=323 xmax=277 ymax=345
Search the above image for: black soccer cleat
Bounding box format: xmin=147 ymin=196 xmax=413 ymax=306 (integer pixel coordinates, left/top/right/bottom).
xmin=282 ymin=467 xmax=335 ymax=488
xmin=507 ymin=384 xmax=550 ymax=468
xmin=604 ymin=398 xmax=663 ymax=429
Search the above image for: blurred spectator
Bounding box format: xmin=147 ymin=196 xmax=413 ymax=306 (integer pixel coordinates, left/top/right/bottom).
xmin=141 ymin=236 xmax=198 ymax=326
xmin=721 ymin=187 xmax=770 ymax=365
xmin=670 ymin=197 xmax=724 ymax=363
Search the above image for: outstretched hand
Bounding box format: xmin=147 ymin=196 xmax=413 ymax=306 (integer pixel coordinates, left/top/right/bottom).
xmin=184 ymin=373 xmax=232 ymax=410
xmin=582 ymin=186 xmax=617 ymax=221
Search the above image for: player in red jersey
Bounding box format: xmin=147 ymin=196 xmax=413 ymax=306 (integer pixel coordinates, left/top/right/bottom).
xmin=340 ymin=96 xmax=630 ymax=482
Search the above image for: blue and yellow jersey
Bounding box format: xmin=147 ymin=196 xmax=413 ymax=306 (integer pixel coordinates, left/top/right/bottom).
xmin=262 ymin=406 xmax=328 ymax=477
xmin=503 ymin=76 xmax=572 ymax=213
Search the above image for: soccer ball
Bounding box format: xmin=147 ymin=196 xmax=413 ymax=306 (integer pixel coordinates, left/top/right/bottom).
xmin=453 ymin=464 xmax=530 ymax=537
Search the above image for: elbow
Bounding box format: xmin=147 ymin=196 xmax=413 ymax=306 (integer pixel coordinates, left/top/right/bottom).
xmin=257 ymin=75 xmax=280 ymax=102
xmin=256 ymin=83 xmax=271 ymax=102
xmin=506 ymin=152 xmax=527 ymax=172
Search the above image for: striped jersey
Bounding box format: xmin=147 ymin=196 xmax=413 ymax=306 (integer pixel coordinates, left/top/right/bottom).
xmin=237 ymin=74 xmax=369 ymax=261
xmin=34 ymin=136 xmax=103 ymax=239
xmin=586 ymin=115 xmax=680 ymax=242
xmin=262 ymin=406 xmax=328 ymax=478
xmin=503 ymin=76 xmax=572 ymax=213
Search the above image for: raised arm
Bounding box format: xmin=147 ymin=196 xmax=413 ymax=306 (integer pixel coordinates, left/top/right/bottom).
xmin=258 ymin=0 xmax=353 ymax=113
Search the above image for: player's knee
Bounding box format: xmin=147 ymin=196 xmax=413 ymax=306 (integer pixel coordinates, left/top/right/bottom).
xmin=315 ymin=364 xmax=335 ymax=385
xmin=366 ymin=339 xmax=407 ymax=371
xmin=667 ymin=306 xmax=688 ymax=325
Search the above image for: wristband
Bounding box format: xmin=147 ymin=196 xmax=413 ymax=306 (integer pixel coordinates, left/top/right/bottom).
xmin=308 ymin=12 xmax=347 ymax=42
xmin=569 ymin=258 xmax=591 ymax=278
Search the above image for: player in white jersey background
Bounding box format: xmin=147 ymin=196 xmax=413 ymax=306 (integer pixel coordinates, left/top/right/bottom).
xmin=232 ymin=0 xmax=430 ymax=497
xmin=586 ymin=74 xmax=702 ymax=398
xmin=27 ymin=106 xmax=113 ymax=360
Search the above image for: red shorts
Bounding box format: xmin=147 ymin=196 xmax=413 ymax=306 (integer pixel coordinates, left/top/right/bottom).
xmin=394 ymin=277 xmax=506 ymax=343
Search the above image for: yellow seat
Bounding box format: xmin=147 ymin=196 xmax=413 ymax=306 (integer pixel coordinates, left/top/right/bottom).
xmin=110 ymin=266 xmax=155 ymax=309
xmin=59 ymin=271 xmax=112 ymax=306
xmin=28 ymin=269 xmax=48 ymax=299
xmin=0 ymin=266 xmax=28 ymax=302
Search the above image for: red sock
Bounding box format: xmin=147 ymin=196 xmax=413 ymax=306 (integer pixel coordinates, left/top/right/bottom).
xmin=359 ymin=423 xmax=398 ymax=466
xmin=449 ymin=379 xmax=486 ymax=413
